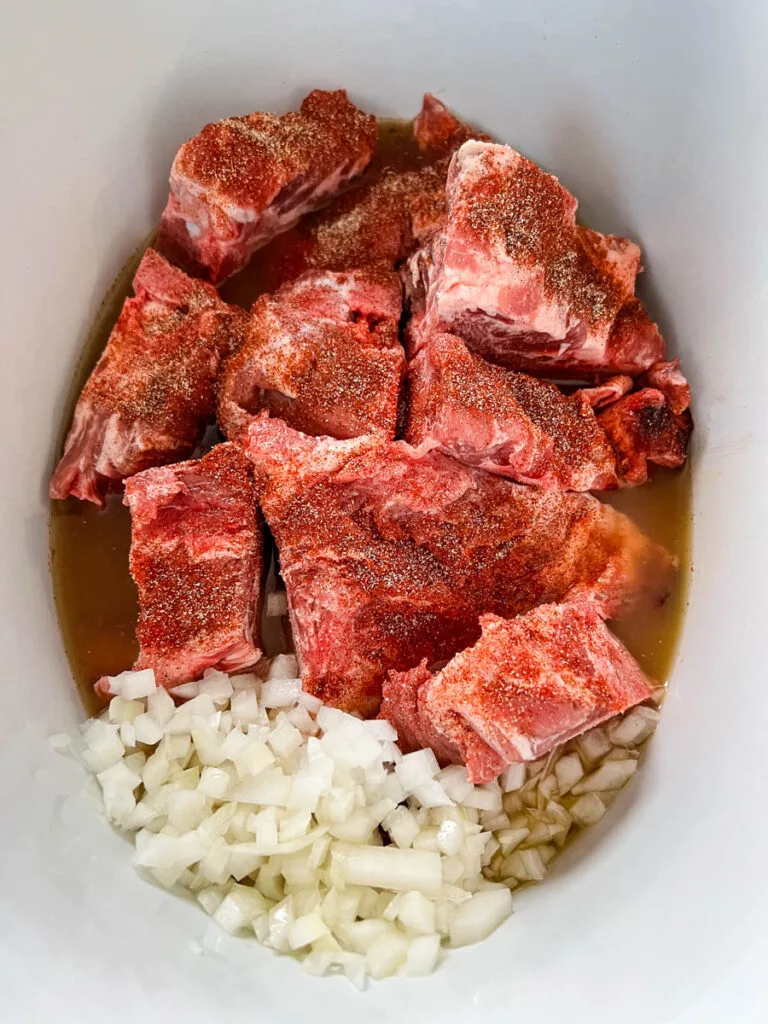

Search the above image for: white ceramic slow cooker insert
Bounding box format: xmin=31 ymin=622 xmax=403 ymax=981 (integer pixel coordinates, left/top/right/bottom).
xmin=1 ymin=2 xmax=766 ymax=1021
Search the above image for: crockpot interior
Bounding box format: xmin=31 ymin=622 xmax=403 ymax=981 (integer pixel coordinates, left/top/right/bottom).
xmin=1 ymin=2 xmax=766 ymax=1022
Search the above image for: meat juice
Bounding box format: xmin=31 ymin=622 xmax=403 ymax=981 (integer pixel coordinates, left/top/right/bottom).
xmin=49 ymin=119 xmax=691 ymax=715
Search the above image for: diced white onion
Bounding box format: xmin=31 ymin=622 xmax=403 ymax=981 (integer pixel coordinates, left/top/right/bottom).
xmin=405 ymin=933 xmax=442 ymax=975
xmin=147 ymin=687 xmax=175 ymax=726
xmin=261 ymin=678 xmax=302 ymax=708
xmin=133 ymin=712 xmax=164 ymax=746
xmin=607 ymin=706 xmax=660 ymax=746
xmin=64 ymin=652 xmax=653 ymax=986
xmin=267 ymin=654 xmax=299 ymax=680
xmin=570 ymin=793 xmax=607 ymax=827
xmin=383 ymin=806 xmax=420 ymax=849
xmin=500 ymin=763 xmax=526 ymax=793
xmin=554 ymin=752 xmax=584 ymax=795
xmin=331 ymin=842 xmax=442 ymax=896
xmin=288 ymin=910 xmax=329 ymax=949
xmin=170 ymin=680 xmax=200 ymax=700
xmin=394 ymin=749 xmax=440 ymax=794
xmin=106 ymin=668 xmax=157 ymax=699
xmin=576 ymin=726 xmax=613 ymax=763
xmin=365 ymin=931 xmax=409 ymax=979
xmin=198 ymin=671 xmax=234 ymax=705
xmin=571 ymin=759 xmax=637 ymax=794
xmin=449 ymin=889 xmax=513 ymax=947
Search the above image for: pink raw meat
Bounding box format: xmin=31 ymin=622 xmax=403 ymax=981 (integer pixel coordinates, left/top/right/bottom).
xmin=156 ymin=90 xmax=377 ymax=284
xmin=246 ymin=417 xmax=674 ymax=715
xmin=639 ymin=359 xmax=692 ymax=416
xmin=217 ymin=267 xmax=404 ymax=443
xmin=412 ymin=93 xmax=486 ymax=161
xmin=381 ymin=603 xmax=653 ymax=783
xmin=598 ymin=387 xmax=692 ymax=485
xmin=123 ymin=443 xmax=263 ymax=687
xmin=261 ymin=94 xmax=484 ymax=285
xmin=406 ymin=327 xmax=619 ymax=490
xmin=418 ymin=140 xmax=666 ymax=377
xmin=579 ymin=375 xmax=634 ymax=410
xmin=50 ymin=249 xmax=243 ymax=505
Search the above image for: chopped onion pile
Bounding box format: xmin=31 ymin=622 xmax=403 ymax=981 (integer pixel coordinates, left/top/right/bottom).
xmin=481 ymin=703 xmax=661 ymax=888
xmin=66 ymin=660 xmax=660 ymax=986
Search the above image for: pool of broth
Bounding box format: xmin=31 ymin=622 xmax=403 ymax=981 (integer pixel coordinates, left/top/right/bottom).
xmin=49 ymin=118 xmax=692 ymax=716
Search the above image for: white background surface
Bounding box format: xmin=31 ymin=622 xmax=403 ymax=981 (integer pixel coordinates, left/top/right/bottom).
xmin=1 ymin=1 xmax=766 ymax=1021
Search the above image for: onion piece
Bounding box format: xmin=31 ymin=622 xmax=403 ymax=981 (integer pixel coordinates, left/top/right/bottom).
xmin=288 ymin=910 xmax=329 ymax=950
xmin=500 ymin=763 xmax=526 ymax=793
xmin=267 ymin=896 xmax=295 ymax=952
xmin=82 ymin=731 xmax=125 ymax=774
xmin=395 ymin=749 xmax=440 ymax=793
xmin=169 ymin=680 xmax=200 ymax=700
xmin=330 ymin=842 xmax=442 ymax=896
xmin=366 ymin=932 xmax=409 ymax=979
xmin=382 ymin=806 xmax=420 ymax=849
xmin=449 ymin=888 xmax=512 ymax=947
xmin=461 ymin=784 xmax=502 ymax=813
xmin=571 ymin=759 xmax=638 ymax=794
xmin=267 ymin=654 xmax=299 ymax=680
xmin=384 ymin=890 xmax=436 ymax=935
xmin=198 ymin=671 xmax=234 ymax=705
xmin=261 ymin=678 xmax=302 ymax=709
xmin=554 ymin=752 xmax=584 ymax=795
xmin=576 ymin=727 xmax=612 ymax=764
xmin=133 ymin=713 xmax=164 ymax=746
xmin=405 ymin=934 xmax=442 ymax=976
xmin=111 ymin=668 xmax=157 ymax=699
xmin=340 ymin=918 xmax=393 ymax=954
xmin=607 ymin=706 xmax=660 ymax=746
xmin=570 ymin=793 xmax=607 ymax=827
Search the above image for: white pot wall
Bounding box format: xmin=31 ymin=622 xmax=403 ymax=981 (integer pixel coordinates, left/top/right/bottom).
xmin=1 ymin=1 xmax=766 ymax=1021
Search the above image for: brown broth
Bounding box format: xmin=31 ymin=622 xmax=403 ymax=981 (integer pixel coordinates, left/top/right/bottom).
xmin=49 ymin=118 xmax=692 ymax=715
xmin=604 ymin=464 xmax=691 ymax=681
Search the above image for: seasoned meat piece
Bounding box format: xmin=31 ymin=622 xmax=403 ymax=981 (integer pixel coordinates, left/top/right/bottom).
xmin=50 ymin=250 xmax=243 ymax=505
xmin=598 ymin=388 xmax=692 ymax=485
xmin=579 ymin=375 xmax=634 ymax=410
xmin=124 ymin=443 xmax=263 ymax=686
xmin=382 ymin=604 xmax=653 ymax=783
xmin=639 ymin=358 xmax=691 ymax=416
xmin=217 ymin=268 xmax=404 ymax=443
xmin=406 ymin=328 xmax=619 ymax=490
xmin=246 ymin=418 xmax=674 ymax=716
xmin=412 ymin=93 xmax=484 ymax=160
xmin=379 ymin=662 xmax=471 ymax=768
xmin=263 ymin=95 xmax=483 ymax=284
xmin=156 ymin=90 xmax=377 ymax=284
xmin=269 ymin=166 xmax=447 ymax=280
xmin=418 ymin=140 xmax=665 ymax=377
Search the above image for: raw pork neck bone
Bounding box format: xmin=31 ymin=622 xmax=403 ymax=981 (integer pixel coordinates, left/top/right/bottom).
xmin=420 ymin=140 xmax=666 ymax=377
xmin=50 ymin=249 xmax=244 ymax=506
xmin=263 ymin=94 xmax=485 ymax=285
xmin=156 ymin=90 xmax=377 ymax=284
xmin=217 ymin=267 xmax=405 ymax=443
xmin=123 ymin=443 xmax=264 ymax=687
xmin=406 ymin=327 xmax=620 ymax=491
xmin=598 ymin=385 xmax=692 ymax=485
xmin=412 ymin=93 xmax=486 ymax=160
xmin=381 ymin=604 xmax=654 ymax=784
xmin=405 ymin=330 xmax=691 ymax=490
xmin=246 ymin=417 xmax=674 ymax=716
